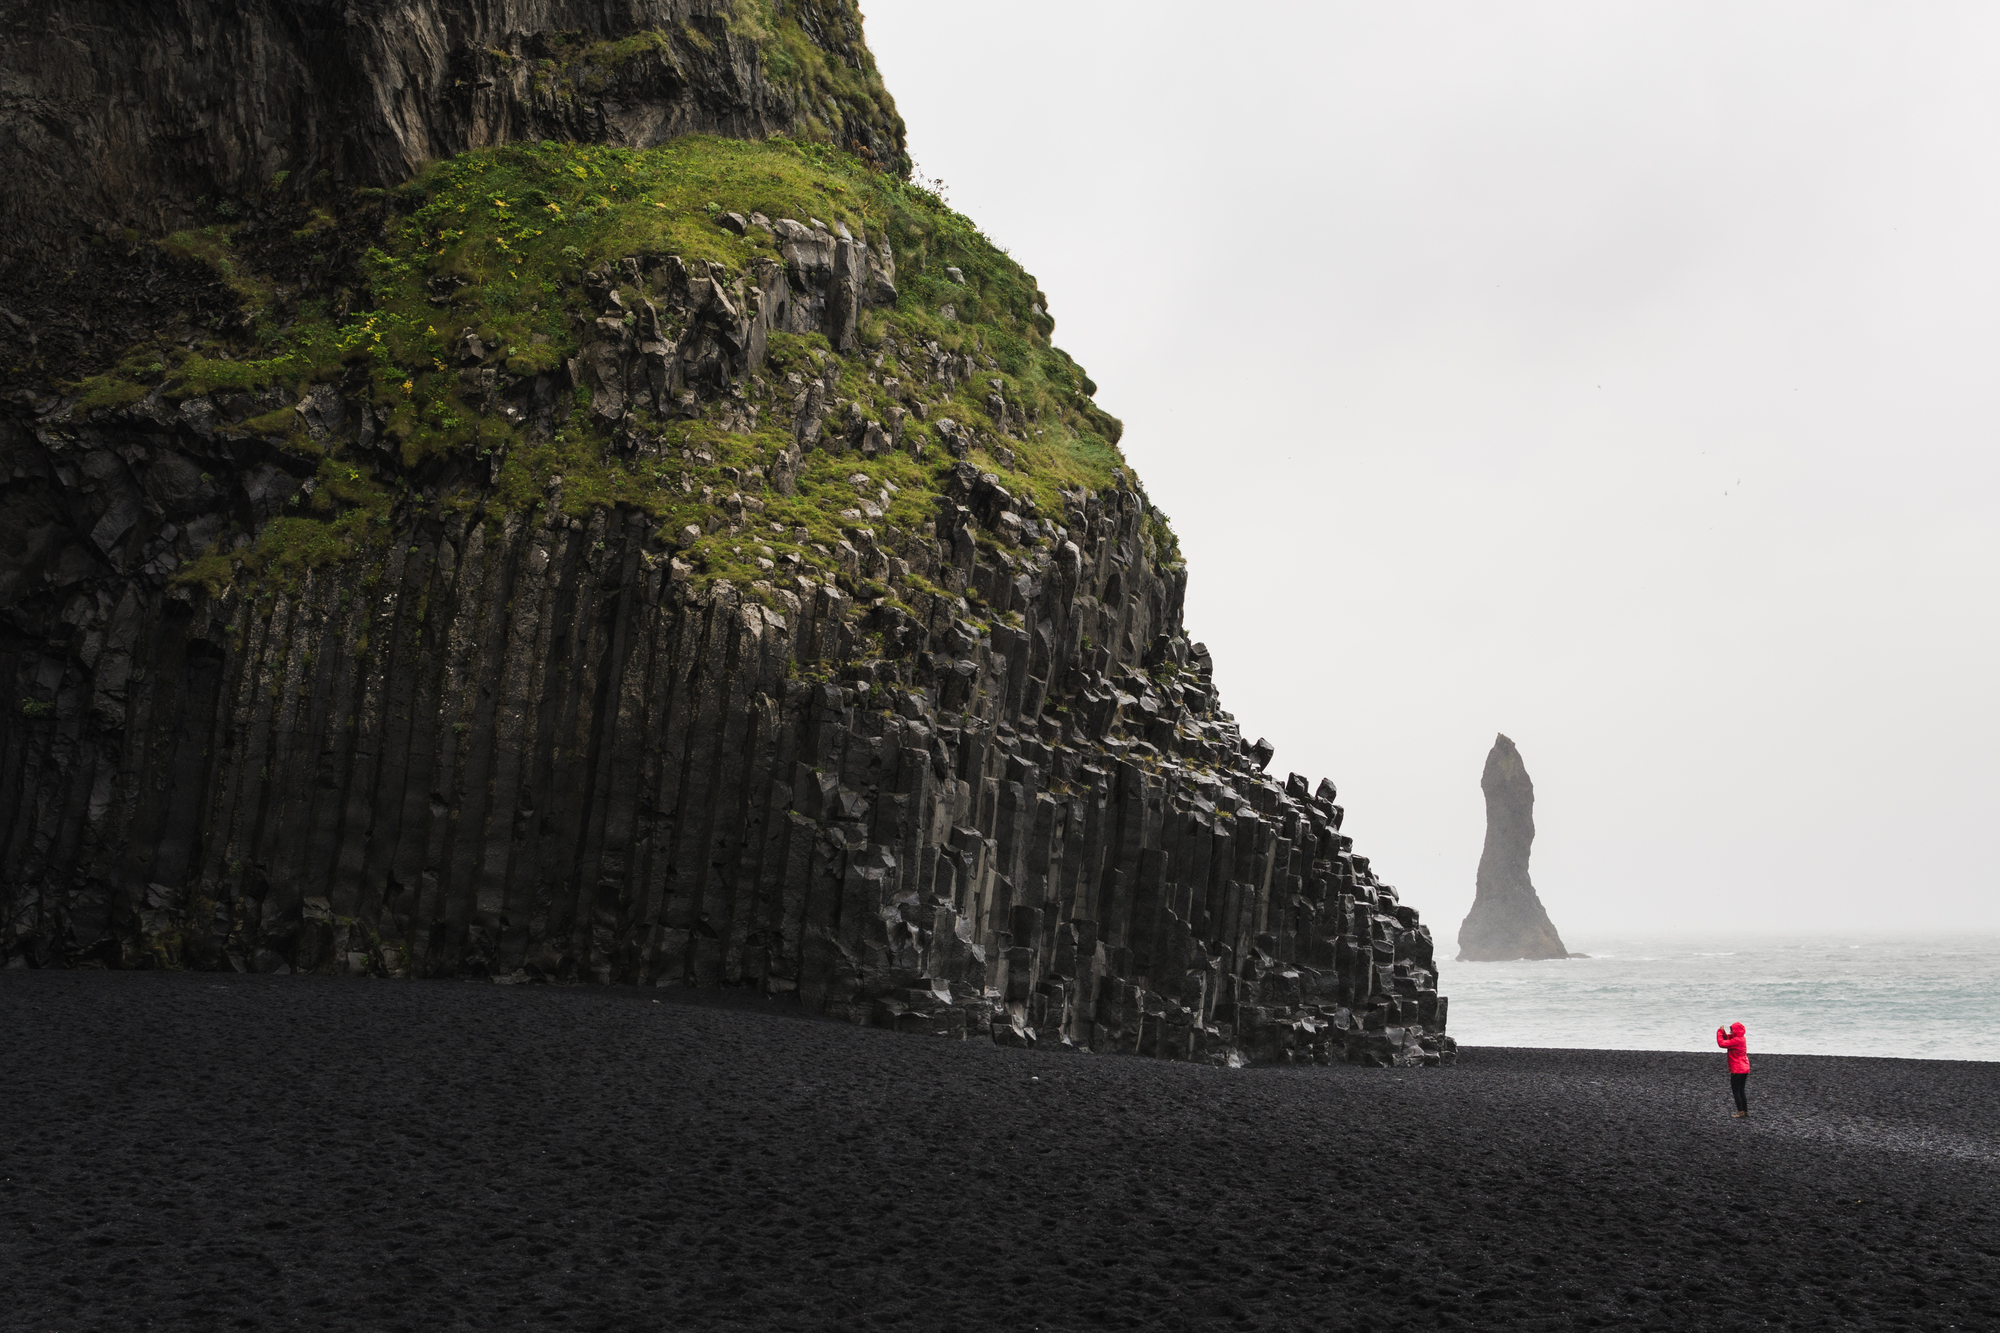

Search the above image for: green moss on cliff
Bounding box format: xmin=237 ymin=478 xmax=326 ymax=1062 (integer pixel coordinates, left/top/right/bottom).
xmin=735 ymin=0 xmax=900 ymax=163
xmin=69 ymin=375 xmax=151 ymax=414
xmin=157 ymin=226 xmax=275 ymax=310
xmin=97 ymin=132 xmax=1171 ymax=603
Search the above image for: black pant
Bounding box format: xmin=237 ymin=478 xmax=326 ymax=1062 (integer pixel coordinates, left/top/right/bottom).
xmin=1731 ymin=1072 xmax=1749 ymax=1114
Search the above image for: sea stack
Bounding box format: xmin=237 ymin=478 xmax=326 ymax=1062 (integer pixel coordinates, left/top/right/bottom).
xmin=1456 ymin=734 xmax=1570 ymax=961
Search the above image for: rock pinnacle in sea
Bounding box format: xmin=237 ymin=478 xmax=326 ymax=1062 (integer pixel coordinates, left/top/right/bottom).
xmin=1456 ymin=734 xmax=1570 ymax=962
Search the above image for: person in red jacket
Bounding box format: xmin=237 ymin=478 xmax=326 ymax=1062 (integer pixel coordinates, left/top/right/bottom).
xmin=1716 ymin=1022 xmax=1751 ymax=1118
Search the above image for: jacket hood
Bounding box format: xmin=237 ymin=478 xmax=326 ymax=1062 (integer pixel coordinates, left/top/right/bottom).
xmin=1730 ymin=1023 xmax=1745 ymax=1034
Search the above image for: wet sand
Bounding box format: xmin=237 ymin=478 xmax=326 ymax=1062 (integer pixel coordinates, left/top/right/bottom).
xmin=4 ymin=971 xmax=1996 ymax=1331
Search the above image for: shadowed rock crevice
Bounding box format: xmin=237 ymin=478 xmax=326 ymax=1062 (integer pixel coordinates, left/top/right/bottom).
xmin=1456 ymin=733 xmax=1568 ymax=962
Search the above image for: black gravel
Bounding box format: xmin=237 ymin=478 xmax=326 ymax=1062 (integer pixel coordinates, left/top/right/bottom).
xmin=4 ymin=970 xmax=1996 ymax=1332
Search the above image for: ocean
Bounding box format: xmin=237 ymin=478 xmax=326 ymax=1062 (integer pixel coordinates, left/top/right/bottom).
xmin=1440 ymin=935 xmax=2000 ymax=1061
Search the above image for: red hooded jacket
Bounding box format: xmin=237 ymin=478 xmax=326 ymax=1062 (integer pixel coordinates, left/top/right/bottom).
xmin=1715 ymin=1023 xmax=1750 ymax=1074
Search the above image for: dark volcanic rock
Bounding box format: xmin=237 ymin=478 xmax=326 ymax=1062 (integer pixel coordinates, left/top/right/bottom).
xmin=1456 ymin=733 xmax=1569 ymax=962
xmin=0 ymin=0 xmax=907 ymax=363
xmin=1 ymin=0 xmax=905 ymax=265
xmin=0 ymin=2 xmax=1450 ymax=1069
xmin=0 ymin=419 xmax=1450 ymax=1065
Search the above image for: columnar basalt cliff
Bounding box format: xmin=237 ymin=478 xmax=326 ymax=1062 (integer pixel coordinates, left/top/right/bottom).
xmin=1456 ymin=733 xmax=1568 ymax=962
xmin=0 ymin=1 xmax=1451 ymax=1065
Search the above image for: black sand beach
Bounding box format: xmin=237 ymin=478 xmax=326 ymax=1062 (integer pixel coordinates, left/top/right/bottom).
xmin=4 ymin=972 xmax=1995 ymax=1332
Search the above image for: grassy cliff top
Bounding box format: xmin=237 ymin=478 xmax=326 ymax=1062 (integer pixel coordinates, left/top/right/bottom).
xmin=67 ymin=133 xmax=1174 ymax=602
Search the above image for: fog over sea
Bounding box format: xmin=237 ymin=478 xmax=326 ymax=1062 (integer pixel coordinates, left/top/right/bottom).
xmin=1445 ymin=936 xmax=2000 ymax=1062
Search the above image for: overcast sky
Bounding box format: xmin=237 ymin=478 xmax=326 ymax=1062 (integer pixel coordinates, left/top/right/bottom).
xmin=864 ymin=2 xmax=2000 ymax=939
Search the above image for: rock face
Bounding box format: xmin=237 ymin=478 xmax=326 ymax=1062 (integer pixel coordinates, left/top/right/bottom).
xmin=0 ymin=3 xmax=1451 ymax=1067
xmin=1 ymin=0 xmax=905 ymax=371
xmin=2 ymin=0 xmax=903 ymax=262
xmin=1456 ymin=734 xmax=1568 ymax=962
xmin=0 ymin=423 xmax=1451 ymax=1063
